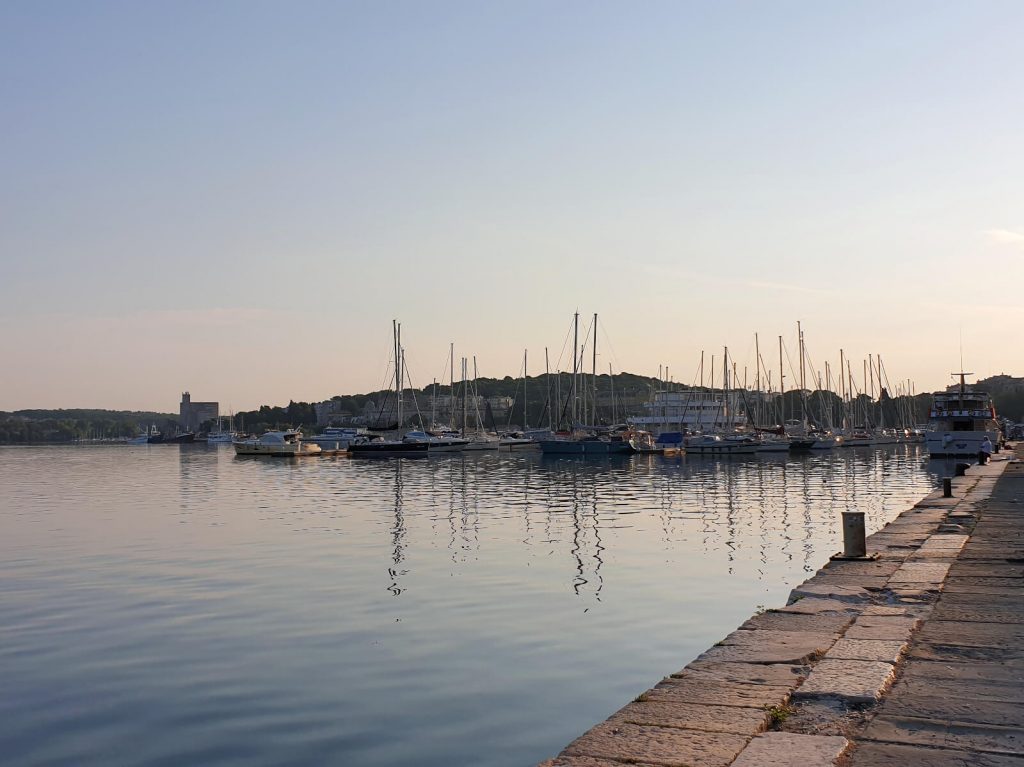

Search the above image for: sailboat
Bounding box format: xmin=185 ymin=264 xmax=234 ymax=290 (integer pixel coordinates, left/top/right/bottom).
xmin=538 ymin=313 xmax=634 ymax=455
xmin=349 ymin=321 xmax=429 ymax=457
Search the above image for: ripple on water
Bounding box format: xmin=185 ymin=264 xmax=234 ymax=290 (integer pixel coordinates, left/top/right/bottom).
xmin=0 ymin=445 xmax=939 ymax=766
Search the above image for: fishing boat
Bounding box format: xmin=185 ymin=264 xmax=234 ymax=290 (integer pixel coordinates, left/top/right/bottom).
xmin=924 ymin=373 xmax=1000 ymax=458
xmin=233 ymin=430 xmax=322 ymax=457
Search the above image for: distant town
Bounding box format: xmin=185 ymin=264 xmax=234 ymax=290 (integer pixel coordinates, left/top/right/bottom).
xmin=4 ymin=373 xmax=1024 ymax=444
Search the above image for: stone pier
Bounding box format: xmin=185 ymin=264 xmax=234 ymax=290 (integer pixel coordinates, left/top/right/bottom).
xmin=539 ymin=448 xmax=1019 ymax=767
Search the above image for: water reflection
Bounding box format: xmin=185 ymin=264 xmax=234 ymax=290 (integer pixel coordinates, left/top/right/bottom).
xmin=0 ymin=443 xmax=940 ymax=767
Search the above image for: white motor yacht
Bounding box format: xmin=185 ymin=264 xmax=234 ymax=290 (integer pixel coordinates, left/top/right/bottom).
xmin=233 ymin=430 xmax=322 ymax=457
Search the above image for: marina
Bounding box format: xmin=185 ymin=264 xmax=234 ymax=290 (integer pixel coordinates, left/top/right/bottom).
xmin=1 ymin=442 xmax=940 ymax=767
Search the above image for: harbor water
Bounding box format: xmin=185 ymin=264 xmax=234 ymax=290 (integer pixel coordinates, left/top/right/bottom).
xmin=0 ymin=445 xmax=938 ymax=766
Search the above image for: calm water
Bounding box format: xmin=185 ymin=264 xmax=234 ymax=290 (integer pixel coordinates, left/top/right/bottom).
xmin=1 ymin=445 xmax=938 ymax=766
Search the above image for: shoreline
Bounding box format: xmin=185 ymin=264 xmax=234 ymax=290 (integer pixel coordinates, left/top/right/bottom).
xmin=540 ymin=451 xmax=1013 ymax=766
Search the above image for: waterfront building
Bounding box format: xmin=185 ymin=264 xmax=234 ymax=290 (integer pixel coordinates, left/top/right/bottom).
xmin=179 ymin=392 xmax=218 ymax=432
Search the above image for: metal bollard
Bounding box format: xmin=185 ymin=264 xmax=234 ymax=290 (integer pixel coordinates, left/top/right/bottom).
xmin=955 ymin=462 xmax=970 ymax=477
xmin=841 ymin=511 xmax=867 ymax=558
xmin=943 ymin=477 xmax=953 ymax=497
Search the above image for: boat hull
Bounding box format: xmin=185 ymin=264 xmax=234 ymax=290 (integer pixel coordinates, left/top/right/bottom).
xmin=925 ymin=430 xmax=999 ymax=458
xmin=349 ymin=442 xmax=430 ymax=457
xmin=538 ymin=439 xmax=633 ymax=455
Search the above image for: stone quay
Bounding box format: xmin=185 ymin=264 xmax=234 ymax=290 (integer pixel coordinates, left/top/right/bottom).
xmin=539 ymin=446 xmax=1024 ymax=767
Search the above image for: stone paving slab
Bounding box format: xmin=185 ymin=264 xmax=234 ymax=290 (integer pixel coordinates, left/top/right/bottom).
xmin=826 ymin=638 xmax=906 ymax=664
xmin=917 ymin=620 xmax=1024 ymax=647
xmin=562 ymin=721 xmax=749 ymax=767
xmin=908 ymin=641 xmax=1024 ymax=664
xmin=890 ymin=562 xmax=952 ymax=583
xmin=821 ymin=560 xmax=902 ymax=577
xmin=730 ymin=732 xmax=848 ymax=766
xmin=848 ymin=741 xmax=1024 ymax=766
xmin=861 ymin=714 xmax=1024 ymax=755
xmin=881 ymin=694 xmax=1024 ymax=726
xmin=738 ymin=611 xmax=853 ymax=634
xmin=778 ymin=598 xmax=862 ymax=615
xmin=540 ymin=757 xmax=663 ymax=767
xmin=679 ymin=661 xmax=808 ymax=687
xmin=694 ymin=629 xmax=838 ymax=665
xmin=947 ymin=563 xmax=1024 ymax=578
xmin=608 ymin=699 xmax=769 ymax=735
xmin=644 ymin=676 xmax=793 ymax=709
xmin=887 ymin=675 xmax=1024 ymax=704
xmin=930 ymin=602 xmax=1024 ymax=624
xmin=792 ymin=659 xmax=895 ymax=704
xmin=790 ymin=582 xmax=880 ymax=602
xmin=843 ymin=615 xmax=920 ymax=641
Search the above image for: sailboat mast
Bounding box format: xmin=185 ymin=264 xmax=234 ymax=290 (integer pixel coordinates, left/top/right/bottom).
xmin=545 ymin=347 xmax=551 ymax=432
xmin=523 ymin=349 xmax=528 ymax=430
xmin=592 ymin=313 xmax=598 ymax=426
xmin=572 ymin=312 xmax=579 ymax=427
xmin=609 ymin=363 xmax=616 ymax=424
xmin=778 ymin=336 xmax=785 ymax=428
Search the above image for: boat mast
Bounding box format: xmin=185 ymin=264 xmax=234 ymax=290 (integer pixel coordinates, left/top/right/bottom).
xmin=545 ymin=347 xmax=552 ymax=432
xmin=572 ymin=311 xmax=579 ymax=428
xmin=798 ymin=321 xmax=807 ymax=430
xmin=839 ymin=348 xmax=846 ymax=430
xmin=778 ymin=336 xmax=785 ymax=429
xmin=609 ymin=363 xmax=616 ymax=424
xmin=449 ymin=342 xmax=455 ymax=430
xmin=462 ymin=357 xmax=468 ymax=436
xmin=755 ymin=333 xmax=761 ymax=426
xmin=523 ymin=349 xmax=528 ymax=430
xmin=592 ymin=313 xmax=598 ymax=427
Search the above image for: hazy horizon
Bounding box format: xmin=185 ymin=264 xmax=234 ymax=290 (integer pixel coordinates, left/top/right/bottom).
xmin=3 ymin=2 xmax=1023 ymax=411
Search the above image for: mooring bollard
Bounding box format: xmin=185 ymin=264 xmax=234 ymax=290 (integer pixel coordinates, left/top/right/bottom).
xmin=955 ymin=462 xmax=970 ymax=477
xmin=841 ymin=511 xmax=867 ymax=558
xmin=943 ymin=477 xmax=953 ymax=497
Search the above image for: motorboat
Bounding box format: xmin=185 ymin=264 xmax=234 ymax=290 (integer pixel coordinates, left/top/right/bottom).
xmin=233 ymin=430 xmax=322 ymax=457
xmin=498 ymin=431 xmax=538 ymax=450
xmin=924 ymin=374 xmax=1001 ymax=458
xmin=307 ymin=426 xmax=363 ymax=451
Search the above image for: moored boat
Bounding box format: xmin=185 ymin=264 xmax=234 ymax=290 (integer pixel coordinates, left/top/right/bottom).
xmin=233 ymin=430 xmax=322 ymax=457
xmin=924 ymin=373 xmax=1001 ymax=458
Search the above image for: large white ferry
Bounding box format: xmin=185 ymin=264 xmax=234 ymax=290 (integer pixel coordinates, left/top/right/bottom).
xmin=924 ymin=373 xmax=1000 ymax=458
xmin=627 ymin=390 xmax=748 ymax=433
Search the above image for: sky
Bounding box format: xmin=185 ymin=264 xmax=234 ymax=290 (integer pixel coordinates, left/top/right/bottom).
xmin=2 ymin=1 xmax=1023 ymax=411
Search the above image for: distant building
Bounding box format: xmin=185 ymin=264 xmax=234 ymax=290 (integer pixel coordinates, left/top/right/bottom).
xmin=315 ymin=399 xmax=353 ymax=426
xmin=180 ymin=392 xmax=218 ymax=432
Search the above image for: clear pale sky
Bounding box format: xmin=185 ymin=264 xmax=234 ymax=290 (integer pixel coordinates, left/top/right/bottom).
xmin=2 ymin=1 xmax=1022 ymax=411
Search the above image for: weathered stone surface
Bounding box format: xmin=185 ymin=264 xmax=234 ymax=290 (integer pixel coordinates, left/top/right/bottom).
xmin=931 ymin=602 xmax=1024 ymax=624
xmin=821 ymin=560 xmax=901 ymax=577
xmin=917 ymin=619 xmax=1024 ymax=648
xmin=882 ymin=694 xmax=1024 ymax=726
xmin=890 ymin=676 xmax=1024 ymax=704
xmin=778 ymin=598 xmax=861 ymax=615
xmin=908 ymin=641 xmax=1024 ymax=664
xmin=738 ymin=611 xmax=853 ymax=635
xmin=790 ymin=582 xmax=877 ymax=602
xmin=609 ymin=699 xmax=768 ymax=735
xmin=562 ymin=721 xmax=748 ymax=766
xmin=646 ymin=676 xmax=791 ymax=709
xmin=919 ymin=534 xmax=970 ymax=550
xmin=861 ymin=715 xmax=1024 ymax=755
xmin=681 ymin=660 xmax=807 ymax=687
xmin=694 ymin=630 xmax=837 ymax=665
xmin=541 ymin=757 xmax=662 ymax=767
xmin=848 ymin=742 xmax=1024 ymax=766
xmin=844 ymin=615 xmax=920 ymax=641
xmin=890 ymin=562 xmax=952 ymax=583
xmin=826 ymin=638 xmax=906 ymax=664
xmin=730 ymin=732 xmax=849 ymax=766
xmin=861 ymin=605 xmax=921 ymax=617
xmin=793 ymin=659 xmax=895 ymax=704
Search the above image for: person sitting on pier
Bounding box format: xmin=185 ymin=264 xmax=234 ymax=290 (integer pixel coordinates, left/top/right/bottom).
xmin=979 ymin=436 xmax=993 ymax=465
